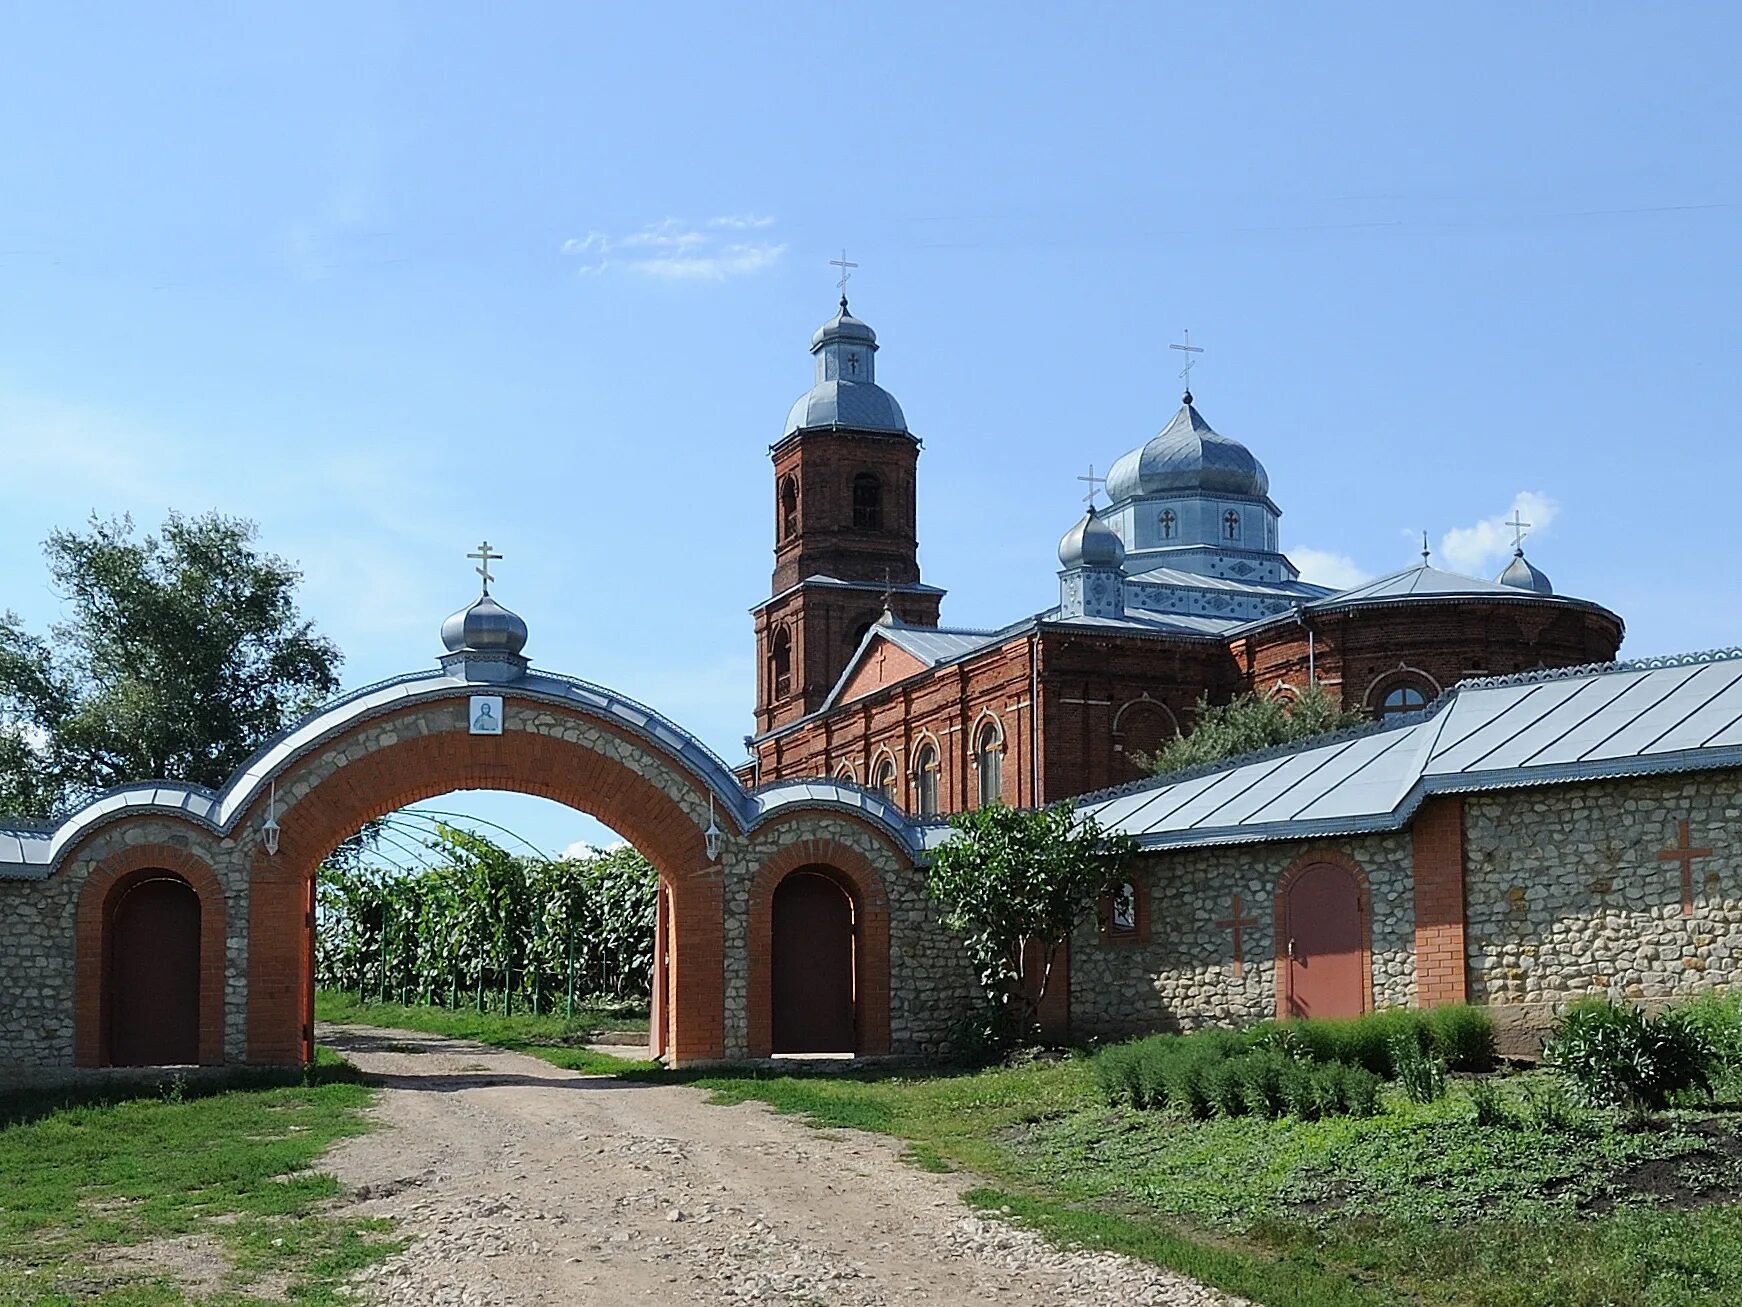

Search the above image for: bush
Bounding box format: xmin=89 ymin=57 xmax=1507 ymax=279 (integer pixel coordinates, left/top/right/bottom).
xmin=1469 ymin=1078 xmax=1512 ymax=1127
xmin=1390 ymin=1033 xmax=1448 ymax=1104
xmin=1543 ymin=998 xmax=1715 ymax=1116
xmin=1093 ymin=1043 xmax=1142 ymax=1106
xmin=1424 ymin=1005 xmax=1499 ymax=1072
xmin=1236 ymin=1049 xmax=1291 ymax=1118
xmin=1681 ymin=990 xmax=1742 ymax=1097
xmin=1280 ymin=1060 xmax=1324 ymax=1120
xmin=1335 ymin=1063 xmax=1384 ymax=1118
xmin=1205 ymin=1058 xmax=1249 ymax=1117
xmin=1165 ymin=1050 xmax=1219 ymax=1120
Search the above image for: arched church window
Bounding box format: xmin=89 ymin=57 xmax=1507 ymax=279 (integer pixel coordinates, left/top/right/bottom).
xmin=873 ymin=758 xmax=897 ymax=802
xmin=1223 ymin=509 xmax=1241 ymax=541
xmin=779 ymin=475 xmax=799 ymax=540
xmin=1159 ymin=509 xmax=1176 ymax=540
xmin=1380 ymin=684 xmax=1428 ymax=719
xmin=853 ymin=474 xmax=883 ymax=530
xmin=833 ymin=761 xmax=856 ymax=784
xmin=770 ymin=627 xmax=793 ymax=699
xmin=914 ymin=743 xmax=940 ymax=817
xmin=975 ymin=722 xmax=1003 ymax=807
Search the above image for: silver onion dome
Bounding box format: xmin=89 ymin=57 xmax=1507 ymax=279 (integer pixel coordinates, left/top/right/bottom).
xmin=441 ymin=593 xmax=529 ymax=655
xmin=1058 ymin=504 xmax=1127 ymax=569
xmin=1497 ymin=549 xmax=1553 ymax=595
xmin=1105 ymin=394 xmax=1270 ymax=501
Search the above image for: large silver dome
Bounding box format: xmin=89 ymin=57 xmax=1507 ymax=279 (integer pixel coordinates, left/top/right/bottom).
xmin=441 ymin=593 xmax=529 ymax=655
xmin=1105 ymin=395 xmax=1270 ymax=501
xmin=784 ymin=380 xmax=908 ymax=436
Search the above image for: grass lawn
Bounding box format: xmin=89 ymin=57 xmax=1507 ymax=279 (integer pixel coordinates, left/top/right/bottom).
xmin=323 ymin=998 xmax=1742 ymax=1307
xmin=0 ymin=1051 xmax=398 ymax=1306
xmin=315 ymin=988 xmax=660 ymax=1075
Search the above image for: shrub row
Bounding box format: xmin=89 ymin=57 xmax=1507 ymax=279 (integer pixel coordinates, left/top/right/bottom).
xmin=1543 ymin=996 xmax=1717 ymax=1115
xmin=1096 ymin=1037 xmax=1383 ymax=1121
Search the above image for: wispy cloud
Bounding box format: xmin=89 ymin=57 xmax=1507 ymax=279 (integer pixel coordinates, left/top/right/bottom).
xmin=1291 ymin=547 xmax=1371 ymax=591
xmin=560 ymin=838 xmax=628 ymax=860
xmin=561 ymin=216 xmax=785 ymax=281
xmin=1438 ymin=491 xmax=1558 ymax=575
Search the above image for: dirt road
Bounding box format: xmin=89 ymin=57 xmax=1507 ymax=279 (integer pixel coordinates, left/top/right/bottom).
xmin=320 ymin=1025 xmax=1238 ymax=1307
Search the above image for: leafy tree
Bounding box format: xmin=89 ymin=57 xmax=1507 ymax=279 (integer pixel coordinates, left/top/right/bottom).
xmin=0 ymin=512 xmax=341 ymax=817
xmin=927 ymin=802 xmax=1137 ymax=1047
xmin=1141 ymin=682 xmax=1370 ymax=778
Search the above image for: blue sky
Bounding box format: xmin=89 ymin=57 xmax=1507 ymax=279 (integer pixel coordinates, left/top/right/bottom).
xmin=2 ymin=4 xmax=1738 ymax=858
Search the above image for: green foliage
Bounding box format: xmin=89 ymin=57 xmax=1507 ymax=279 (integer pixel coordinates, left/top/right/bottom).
xmin=1091 ymin=1033 xmax=1381 ymax=1121
xmin=1389 ymin=1032 xmax=1448 ymax=1103
xmin=1142 ymin=682 xmax=1371 ymax=778
xmin=1543 ymin=998 xmax=1716 ymax=1116
xmin=316 ymin=828 xmax=657 ymax=1009
xmin=0 ymin=512 xmax=341 ymax=817
xmin=1423 ymin=1003 xmax=1499 ymax=1072
xmin=927 ymin=802 xmax=1137 ymax=1046
xmin=1680 ymin=989 xmax=1742 ymax=1098
xmin=1468 ymin=1078 xmax=1512 ymax=1127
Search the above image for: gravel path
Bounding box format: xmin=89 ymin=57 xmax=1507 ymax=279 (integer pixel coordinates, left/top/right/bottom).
xmin=319 ymin=1024 xmax=1240 ymax=1307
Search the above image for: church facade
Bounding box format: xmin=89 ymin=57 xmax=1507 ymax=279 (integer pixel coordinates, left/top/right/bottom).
xmin=743 ymin=299 xmax=1625 ymax=814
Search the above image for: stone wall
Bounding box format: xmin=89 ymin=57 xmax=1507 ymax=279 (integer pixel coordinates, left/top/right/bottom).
xmin=1464 ymin=772 xmax=1742 ymax=1033
xmin=1068 ymin=832 xmax=1416 ymax=1040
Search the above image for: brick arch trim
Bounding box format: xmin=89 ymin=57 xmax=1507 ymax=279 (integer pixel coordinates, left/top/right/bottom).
xmin=747 ymin=836 xmax=892 ymax=1057
xmin=1362 ymin=664 xmax=1442 ymax=710
xmin=74 ymin=843 xmax=227 ymax=1067
xmin=1273 ymin=848 xmax=1374 ymax=1019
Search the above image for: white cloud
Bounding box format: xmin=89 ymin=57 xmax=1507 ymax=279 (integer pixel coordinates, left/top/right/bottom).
xmin=1438 ymin=491 xmax=1559 ymax=576
xmin=1291 ymin=547 xmax=1371 ymax=592
xmin=561 ymin=217 xmax=784 ymax=281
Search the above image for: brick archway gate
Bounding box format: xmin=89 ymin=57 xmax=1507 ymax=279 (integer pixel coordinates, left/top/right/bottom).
xmin=29 ymin=643 xmax=930 ymax=1071
xmin=238 ymin=689 xmax=734 ymax=1065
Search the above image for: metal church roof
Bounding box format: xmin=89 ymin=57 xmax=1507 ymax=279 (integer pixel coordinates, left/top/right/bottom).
xmin=1078 ymin=648 xmax=1742 ymax=850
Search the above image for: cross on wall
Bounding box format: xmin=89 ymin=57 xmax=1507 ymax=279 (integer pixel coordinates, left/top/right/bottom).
xmin=1658 ymin=818 xmax=1714 ymax=917
xmin=1216 ymin=892 xmax=1259 ymax=977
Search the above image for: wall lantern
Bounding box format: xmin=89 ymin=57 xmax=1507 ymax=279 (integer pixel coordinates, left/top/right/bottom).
xmin=262 ymin=779 xmax=282 ymax=856
xmin=704 ymin=794 xmax=723 ymax=863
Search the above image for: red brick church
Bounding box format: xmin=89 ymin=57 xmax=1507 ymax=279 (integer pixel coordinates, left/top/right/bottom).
xmin=743 ymin=298 xmax=1624 ymax=813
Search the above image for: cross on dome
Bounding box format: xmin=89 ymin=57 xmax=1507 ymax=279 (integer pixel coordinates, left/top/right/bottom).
xmin=468 ymin=540 xmax=502 ymax=595
xmin=1507 ymin=510 xmax=1532 ymax=553
xmin=1170 ymin=329 xmax=1204 ymax=400
xmin=1077 ymin=463 xmax=1107 ymax=506
xmin=829 ymin=249 xmax=858 ymax=309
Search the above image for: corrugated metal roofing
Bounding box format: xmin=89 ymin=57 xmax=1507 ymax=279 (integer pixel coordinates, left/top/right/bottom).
xmin=1082 ymin=649 xmax=1742 ymax=850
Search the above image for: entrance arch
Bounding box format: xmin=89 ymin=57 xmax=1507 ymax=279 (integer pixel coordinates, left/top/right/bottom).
xmin=39 ymin=593 xmax=925 ymax=1071
xmin=771 ymin=870 xmax=857 ymax=1053
xmin=1277 ymin=853 xmax=1371 ymax=1019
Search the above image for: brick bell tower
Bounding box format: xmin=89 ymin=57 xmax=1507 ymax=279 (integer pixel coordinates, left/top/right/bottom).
xmin=752 ymin=295 xmax=944 ymax=735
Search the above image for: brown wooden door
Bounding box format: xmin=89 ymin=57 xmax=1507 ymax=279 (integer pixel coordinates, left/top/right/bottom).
xmin=109 ymin=877 xmax=201 ymax=1066
xmin=1284 ymin=863 xmax=1365 ymax=1019
xmin=771 ymin=871 xmax=856 ymax=1053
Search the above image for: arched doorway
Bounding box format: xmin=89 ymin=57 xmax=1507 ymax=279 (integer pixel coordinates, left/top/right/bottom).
xmin=109 ymin=875 xmax=201 ymax=1066
xmin=1279 ymin=860 xmax=1368 ymax=1019
xmin=770 ymin=870 xmax=857 ymax=1053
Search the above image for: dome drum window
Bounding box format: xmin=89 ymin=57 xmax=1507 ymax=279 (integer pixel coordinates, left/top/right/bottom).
xmin=779 ymin=475 xmax=799 ymax=541
xmin=853 ymin=474 xmax=883 ymax=531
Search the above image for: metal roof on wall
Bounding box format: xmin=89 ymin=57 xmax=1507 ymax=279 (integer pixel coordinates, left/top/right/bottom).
xmin=1078 ymin=648 xmax=1742 ymax=850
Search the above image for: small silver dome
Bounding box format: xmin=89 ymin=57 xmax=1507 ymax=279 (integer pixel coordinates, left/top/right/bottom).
xmin=1058 ymin=504 xmax=1127 ymax=569
xmin=441 ymin=593 xmax=529 ymax=655
xmin=811 ymin=299 xmax=876 ymax=348
xmin=1497 ymin=549 xmax=1553 ymax=595
xmin=1105 ymin=395 xmax=1270 ymax=501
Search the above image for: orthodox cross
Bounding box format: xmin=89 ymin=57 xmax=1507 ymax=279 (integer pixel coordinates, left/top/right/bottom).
xmin=1077 ymin=463 xmax=1107 ymax=506
xmin=1657 ymin=818 xmax=1713 ymax=916
xmin=829 ymin=249 xmax=858 ymax=303
xmin=1421 ymin=531 xmax=1432 ymax=563
xmin=467 ymin=540 xmax=502 ymax=595
xmin=1169 ymin=330 xmax=1204 ymax=389
xmin=1216 ymin=892 xmax=1259 ymax=977
xmin=1507 ymin=510 xmax=1531 ymax=551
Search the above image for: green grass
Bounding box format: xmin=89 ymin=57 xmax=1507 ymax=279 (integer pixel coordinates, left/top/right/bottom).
xmin=0 ymin=1054 xmax=398 ymax=1305
xmin=690 ymin=1057 xmax=1742 ymax=1307
xmin=315 ymin=988 xmax=661 ymax=1075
